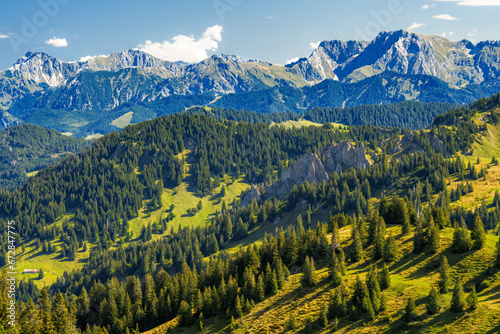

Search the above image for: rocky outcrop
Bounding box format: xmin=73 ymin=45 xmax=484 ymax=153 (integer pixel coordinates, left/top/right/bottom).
xmin=240 ymin=185 xmax=262 ymax=207
xmin=265 ymin=153 xmax=329 ymax=198
xmin=391 ymin=132 xmax=450 ymax=156
xmin=240 ymin=142 xmax=372 ymax=205
xmin=321 ymin=141 xmax=371 ymax=174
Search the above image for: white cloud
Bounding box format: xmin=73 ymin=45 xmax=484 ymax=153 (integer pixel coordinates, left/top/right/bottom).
xmin=0 ymin=34 xmax=9 ymax=39
xmin=265 ymin=16 xmax=273 ymax=19
xmin=433 ymin=14 xmax=458 ymax=20
xmin=137 ymin=25 xmax=223 ymax=63
xmin=408 ymin=22 xmax=426 ymax=30
xmin=422 ymin=4 xmax=436 ymax=9
xmin=285 ymin=57 xmax=300 ymax=65
xmin=309 ymin=41 xmax=321 ymax=49
xmin=435 ymin=0 xmax=500 ymax=5
xmin=46 ymin=37 xmax=68 ymax=47
xmin=79 ymin=55 xmax=108 ymax=62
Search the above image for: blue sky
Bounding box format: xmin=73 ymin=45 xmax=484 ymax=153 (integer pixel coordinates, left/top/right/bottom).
xmin=0 ymin=0 xmax=500 ymax=69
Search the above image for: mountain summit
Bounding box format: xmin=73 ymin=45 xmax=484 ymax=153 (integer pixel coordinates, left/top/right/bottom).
xmin=287 ymin=30 xmax=500 ymax=86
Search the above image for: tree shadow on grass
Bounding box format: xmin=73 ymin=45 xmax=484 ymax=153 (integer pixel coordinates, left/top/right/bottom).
xmin=390 ymin=252 xmax=437 ymax=279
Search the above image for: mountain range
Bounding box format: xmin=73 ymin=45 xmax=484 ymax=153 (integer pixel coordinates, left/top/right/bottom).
xmin=2 ymin=29 xmax=500 ymax=136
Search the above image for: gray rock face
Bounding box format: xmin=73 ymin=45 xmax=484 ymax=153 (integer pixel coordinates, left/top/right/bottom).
xmin=240 ymin=142 xmax=372 ymax=204
xmin=265 ymin=153 xmax=329 ymax=198
xmin=240 ymin=185 xmax=262 ymax=207
xmin=289 ymin=30 xmax=500 ymax=86
xmin=321 ymin=141 xmax=371 ymax=174
xmin=391 ymin=132 xmax=450 ymax=156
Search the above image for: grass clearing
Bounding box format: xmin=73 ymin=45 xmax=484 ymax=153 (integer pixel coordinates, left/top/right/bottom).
xmin=110 ymin=111 xmax=134 ymax=129
xmin=270 ymin=119 xmax=325 ymax=129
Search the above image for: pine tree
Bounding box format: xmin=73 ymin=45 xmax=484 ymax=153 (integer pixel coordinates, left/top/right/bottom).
xmin=413 ymin=219 xmax=425 ymax=253
xmin=77 ymin=286 xmax=89 ymax=318
xmin=403 ymin=296 xmax=417 ymax=323
xmin=270 ymin=270 xmax=279 ymax=295
xmin=179 ymin=300 xmax=193 ymax=325
xmin=450 ymin=277 xmax=466 ymax=313
xmin=438 ymin=255 xmax=450 ymax=293
xmin=426 ymin=286 xmax=442 ymax=315
xmin=353 ymin=229 xmax=364 ymax=262
xmin=234 ymin=295 xmax=242 ymax=318
xmin=363 ymin=294 xmax=376 ymax=321
xmin=466 ymin=285 xmax=478 ymax=311
xmin=452 ymin=220 xmax=472 ymax=253
xmin=301 ymin=256 xmax=317 ymax=287
xmin=426 ymin=218 xmax=440 ymax=254
xmin=380 ymin=263 xmax=391 ymax=290
xmin=321 ymin=302 xmax=328 ymax=327
xmin=38 ymin=287 xmax=55 ymax=334
xmin=286 ymin=312 xmax=297 ymax=330
xmin=352 ymin=275 xmax=367 ymax=309
xmin=329 ymin=250 xmax=342 ymax=287
xmin=383 ymin=234 xmax=398 ymax=262
xmin=256 ymin=275 xmax=265 ymax=302
xmin=373 ymin=222 xmax=385 ymax=260
xmin=471 ymin=213 xmax=486 ymax=250
xmin=379 ymin=293 xmax=387 ymax=313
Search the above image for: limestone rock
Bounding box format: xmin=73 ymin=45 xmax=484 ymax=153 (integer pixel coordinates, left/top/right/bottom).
xmin=321 ymin=141 xmax=371 ymax=174
xmin=240 ymin=185 xmax=261 ymax=207
xmin=265 ymin=153 xmax=329 ymax=198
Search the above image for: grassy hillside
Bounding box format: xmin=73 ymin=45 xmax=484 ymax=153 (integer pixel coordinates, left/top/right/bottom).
xmin=145 ymin=225 xmax=500 ymax=334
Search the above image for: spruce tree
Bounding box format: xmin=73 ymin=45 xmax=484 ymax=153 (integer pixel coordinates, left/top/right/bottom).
xmin=301 ymin=256 xmax=317 ymax=287
xmin=403 ymin=296 xmax=417 ymax=323
xmin=426 ymin=218 xmax=440 ymax=254
xmin=329 ymin=288 xmax=346 ymax=319
xmin=256 ymin=275 xmax=265 ymax=302
xmin=438 ymin=255 xmax=450 ymax=293
xmin=383 ymin=234 xmax=398 ymax=262
xmin=452 ymin=220 xmax=472 ymax=253
xmin=450 ymin=277 xmax=466 ymax=313
xmin=353 ymin=228 xmax=364 ymax=262
xmin=321 ymin=303 xmax=328 ymax=327
xmin=270 ymin=270 xmax=279 ymax=295
xmin=471 ymin=214 xmax=486 ymax=250
xmin=380 ymin=263 xmax=391 ymax=290
xmin=363 ymin=294 xmax=376 ymax=321
xmin=379 ymin=293 xmax=387 ymax=313
xmin=286 ymin=312 xmax=297 ymax=330
xmin=413 ymin=219 xmax=425 ymax=253
xmin=38 ymin=287 xmax=55 ymax=334
xmin=426 ymin=286 xmax=442 ymax=315
xmin=352 ymin=275 xmax=367 ymax=308
xmin=466 ymin=285 xmax=478 ymax=311
xmin=234 ymin=295 xmax=243 ymax=318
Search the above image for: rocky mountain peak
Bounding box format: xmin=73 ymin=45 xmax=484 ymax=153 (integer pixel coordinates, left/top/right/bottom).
xmin=8 ymin=51 xmax=68 ymax=86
